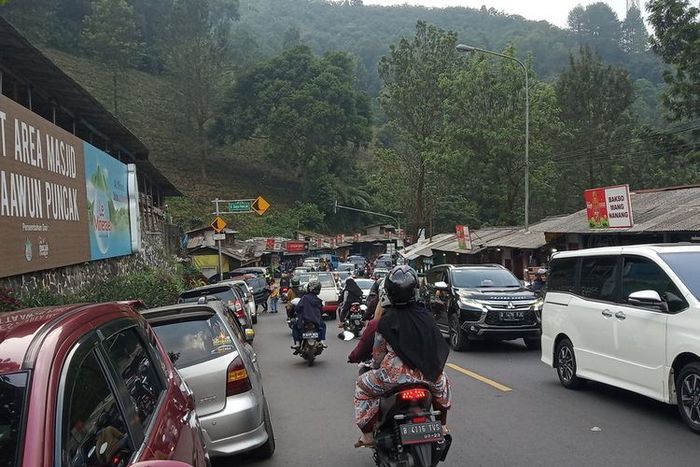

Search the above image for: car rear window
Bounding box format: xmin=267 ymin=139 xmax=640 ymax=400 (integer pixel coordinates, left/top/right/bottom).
xmin=0 ymin=372 xmax=27 ymax=467
xmin=180 ymin=286 xmax=237 ymax=305
xmin=151 ymin=314 xmax=236 ymax=369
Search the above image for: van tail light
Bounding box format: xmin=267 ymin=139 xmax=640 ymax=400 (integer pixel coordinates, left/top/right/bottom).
xmin=399 ymin=388 xmax=429 ymax=401
xmin=226 ymin=356 xmax=252 ymax=396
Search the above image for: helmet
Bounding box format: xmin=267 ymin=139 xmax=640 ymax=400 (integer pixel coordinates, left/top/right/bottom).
xmin=307 ymin=280 xmax=322 ymax=294
xmin=536 ymin=268 xmax=547 ymax=276
xmin=291 ymin=277 xmax=300 ymax=287
xmin=384 ymin=266 xmax=418 ymax=305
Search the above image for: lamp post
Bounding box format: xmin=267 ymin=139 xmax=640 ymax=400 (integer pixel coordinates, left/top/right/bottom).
xmin=456 ymin=44 xmax=530 ymax=231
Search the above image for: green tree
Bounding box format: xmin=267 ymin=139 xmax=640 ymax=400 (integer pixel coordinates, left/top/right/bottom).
xmin=621 ymin=5 xmax=649 ymax=53
xmin=442 ymin=47 xmax=564 ymax=225
xmin=214 ymin=46 xmax=372 ymax=210
xmin=166 ymin=0 xmax=238 ymax=178
xmin=81 ymin=0 xmax=142 ymax=116
xmin=648 ymin=0 xmax=700 ymax=121
xmin=377 ymin=21 xmax=458 ymax=233
xmin=555 ymin=46 xmax=635 ymax=210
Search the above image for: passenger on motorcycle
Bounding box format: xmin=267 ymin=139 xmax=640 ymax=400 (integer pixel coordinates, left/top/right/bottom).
xmin=353 ymin=266 xmax=452 ymax=448
xmin=292 ymin=280 xmax=327 ymax=352
xmin=285 ymin=278 xmax=303 ymax=319
xmin=338 ymin=277 xmax=364 ymax=325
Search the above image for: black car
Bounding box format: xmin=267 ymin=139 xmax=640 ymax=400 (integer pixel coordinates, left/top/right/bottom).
xmin=425 ymin=264 xmax=542 ymax=351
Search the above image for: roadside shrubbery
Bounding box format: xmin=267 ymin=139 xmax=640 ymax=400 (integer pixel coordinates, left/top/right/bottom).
xmin=1 ymin=265 xmax=193 ymax=313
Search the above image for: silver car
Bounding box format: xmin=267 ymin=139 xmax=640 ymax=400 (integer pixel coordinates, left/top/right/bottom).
xmin=141 ymin=302 xmax=275 ymax=459
xmin=224 ymin=279 xmax=258 ymax=325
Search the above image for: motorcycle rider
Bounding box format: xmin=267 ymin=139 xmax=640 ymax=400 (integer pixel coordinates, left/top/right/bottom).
xmin=353 ymin=266 xmax=452 ymax=448
xmin=348 ymin=288 xmax=387 ymax=364
xmin=292 ymin=280 xmax=327 ymax=352
xmin=285 ymin=277 xmax=303 ymax=319
xmin=338 ymin=277 xmax=364 ymax=326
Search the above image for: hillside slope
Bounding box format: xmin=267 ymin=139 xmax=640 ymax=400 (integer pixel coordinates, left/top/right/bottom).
xmin=43 ymin=49 xmax=301 ymax=226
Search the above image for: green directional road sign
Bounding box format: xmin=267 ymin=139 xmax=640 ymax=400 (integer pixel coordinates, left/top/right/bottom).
xmin=228 ymin=200 xmax=252 ymax=213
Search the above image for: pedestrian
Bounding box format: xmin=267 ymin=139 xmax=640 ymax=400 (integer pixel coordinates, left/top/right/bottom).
xmin=270 ymin=281 xmax=280 ymax=313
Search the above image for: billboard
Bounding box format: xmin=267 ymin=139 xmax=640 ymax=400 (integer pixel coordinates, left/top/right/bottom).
xmin=0 ymin=95 xmax=138 ymax=278
xmin=584 ymin=185 xmax=633 ymax=229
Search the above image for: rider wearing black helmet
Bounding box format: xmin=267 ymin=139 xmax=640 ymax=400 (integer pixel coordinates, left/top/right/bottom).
xmin=353 ymin=265 xmax=452 ymax=447
xmin=292 ymin=280 xmax=327 ymax=352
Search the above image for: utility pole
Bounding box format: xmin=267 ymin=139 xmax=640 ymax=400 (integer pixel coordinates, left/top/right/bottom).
xmin=214 ymin=198 xmax=223 ymax=278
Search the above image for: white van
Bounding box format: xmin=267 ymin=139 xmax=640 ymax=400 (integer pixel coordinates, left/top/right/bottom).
xmin=541 ymin=244 xmax=700 ymax=432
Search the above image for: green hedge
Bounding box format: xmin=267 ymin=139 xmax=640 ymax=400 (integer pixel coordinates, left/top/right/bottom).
xmin=0 ymin=265 xmax=195 ymax=312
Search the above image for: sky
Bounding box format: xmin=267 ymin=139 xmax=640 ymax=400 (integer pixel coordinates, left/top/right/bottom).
xmin=362 ymin=1 xmax=644 ymax=28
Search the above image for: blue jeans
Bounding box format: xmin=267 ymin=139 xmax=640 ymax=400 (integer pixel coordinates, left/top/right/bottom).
xmin=293 ymin=320 xmax=327 ymax=343
xmin=271 ymin=297 xmax=279 ymax=313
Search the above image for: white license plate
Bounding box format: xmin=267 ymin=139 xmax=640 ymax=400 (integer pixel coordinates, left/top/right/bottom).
xmin=500 ymin=311 xmax=524 ymax=321
xmin=302 ymin=332 xmax=319 ymax=339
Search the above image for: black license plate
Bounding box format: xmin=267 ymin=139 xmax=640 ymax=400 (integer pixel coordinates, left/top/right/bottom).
xmin=302 ymin=332 xmax=319 ymax=339
xmin=500 ymin=311 xmax=524 ymax=321
xmin=399 ymin=422 xmax=443 ymax=445
xmin=350 ymin=314 xmax=363 ymax=320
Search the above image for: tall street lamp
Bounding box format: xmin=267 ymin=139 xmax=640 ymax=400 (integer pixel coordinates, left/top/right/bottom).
xmin=456 ymin=44 xmax=530 ymax=231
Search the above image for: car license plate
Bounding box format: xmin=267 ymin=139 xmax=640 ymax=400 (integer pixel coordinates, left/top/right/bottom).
xmin=399 ymin=422 xmax=443 ymax=445
xmin=500 ymin=311 xmax=524 ymax=321
xmin=302 ymin=332 xmax=319 ymax=339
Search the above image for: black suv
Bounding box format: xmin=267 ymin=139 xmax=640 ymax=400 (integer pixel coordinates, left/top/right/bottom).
xmin=425 ymin=264 xmax=542 ymax=351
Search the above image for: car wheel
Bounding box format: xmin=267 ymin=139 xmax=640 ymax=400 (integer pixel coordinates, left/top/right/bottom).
xmin=524 ymin=337 xmax=541 ymax=350
xmin=555 ymin=338 xmax=583 ymax=389
xmin=448 ymin=313 xmax=469 ymax=351
xmin=253 ymin=400 xmax=276 ymax=459
xmin=675 ymin=362 xmax=700 ymax=434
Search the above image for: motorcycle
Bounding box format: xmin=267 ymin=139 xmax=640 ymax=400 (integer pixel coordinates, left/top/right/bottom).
xmin=297 ymin=320 xmax=324 ymax=366
xmin=338 ymin=302 xmax=367 ymax=340
xmin=280 ymin=287 xmax=289 ymax=304
xmin=371 ymin=384 xmax=452 ymax=467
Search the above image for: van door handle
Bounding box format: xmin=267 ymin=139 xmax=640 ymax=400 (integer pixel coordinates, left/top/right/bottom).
xmin=615 ymin=311 xmax=626 ymax=320
xmin=601 ymin=309 xmax=613 ymax=317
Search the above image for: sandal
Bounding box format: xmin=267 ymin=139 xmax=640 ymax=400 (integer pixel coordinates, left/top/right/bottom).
xmin=354 ymin=438 xmax=375 ymax=448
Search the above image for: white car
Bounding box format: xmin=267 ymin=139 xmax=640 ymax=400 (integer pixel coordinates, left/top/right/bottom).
xmin=298 ymin=272 xmax=340 ymax=319
xmin=541 ymin=244 xmax=700 ymax=432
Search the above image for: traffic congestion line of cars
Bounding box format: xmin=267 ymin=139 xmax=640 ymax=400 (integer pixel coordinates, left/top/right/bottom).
xmin=0 ymin=278 xmax=275 ymax=467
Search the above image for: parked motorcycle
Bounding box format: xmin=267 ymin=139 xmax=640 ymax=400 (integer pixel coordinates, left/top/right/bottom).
xmin=338 ymin=302 xmax=367 ymax=340
xmin=371 ymin=384 xmax=452 ymax=467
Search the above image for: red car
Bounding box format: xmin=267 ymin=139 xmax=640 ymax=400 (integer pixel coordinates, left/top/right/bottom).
xmin=0 ymin=303 xmax=210 ymax=467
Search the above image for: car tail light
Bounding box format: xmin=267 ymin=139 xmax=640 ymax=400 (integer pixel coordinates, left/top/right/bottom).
xmin=226 ymin=356 xmax=252 ymax=396
xmin=399 ymin=388 xmax=429 ymax=401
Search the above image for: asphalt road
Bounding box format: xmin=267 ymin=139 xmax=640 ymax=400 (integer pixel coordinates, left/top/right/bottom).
xmin=218 ymin=311 xmax=700 ymax=467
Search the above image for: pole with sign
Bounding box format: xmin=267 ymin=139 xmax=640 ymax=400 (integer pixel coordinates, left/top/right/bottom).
xmin=211 ymin=196 xmax=271 ymax=277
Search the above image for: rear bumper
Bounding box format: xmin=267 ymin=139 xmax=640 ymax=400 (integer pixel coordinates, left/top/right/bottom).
xmin=198 ymin=392 xmax=267 ymax=457
xmin=322 ymin=304 xmax=338 ymax=314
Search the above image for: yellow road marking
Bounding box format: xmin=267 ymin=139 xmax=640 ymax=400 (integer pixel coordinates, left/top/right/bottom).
xmin=446 ymin=363 xmax=512 ymax=393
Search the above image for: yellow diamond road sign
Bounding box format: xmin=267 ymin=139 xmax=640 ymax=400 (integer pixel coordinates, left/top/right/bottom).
xmin=252 ymin=196 xmax=270 ymax=216
xmin=211 ymin=216 xmax=227 ymax=233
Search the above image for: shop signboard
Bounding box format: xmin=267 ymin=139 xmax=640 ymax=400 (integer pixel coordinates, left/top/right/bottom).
xmin=285 ymin=240 xmax=306 ymax=253
xmin=455 ymin=225 xmax=472 ymax=250
xmin=584 ymin=184 xmax=633 ymax=229
xmin=0 ymin=95 xmax=138 ymax=278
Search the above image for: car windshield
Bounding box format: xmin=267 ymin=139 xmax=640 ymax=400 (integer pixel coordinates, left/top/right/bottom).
xmin=660 ymin=252 xmax=700 ymax=300
xmin=179 ymin=286 xmax=237 ymax=304
xmin=298 ymin=272 xmax=336 ymax=287
xmin=0 ymin=372 xmax=28 ymax=467
xmin=152 ymin=314 xmax=236 ymax=369
xmin=452 ymin=269 xmax=521 ymax=288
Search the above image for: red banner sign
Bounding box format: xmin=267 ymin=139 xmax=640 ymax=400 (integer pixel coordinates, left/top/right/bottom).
xmin=584 ymin=184 xmax=633 ymax=229
xmin=284 ymin=240 xmax=306 ymax=253
xmin=455 ymin=225 xmax=472 ymax=250
xmin=265 ymin=238 xmax=275 ymax=250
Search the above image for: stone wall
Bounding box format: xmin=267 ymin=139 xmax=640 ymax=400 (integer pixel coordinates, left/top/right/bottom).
xmin=0 ymin=219 xmax=183 ymax=297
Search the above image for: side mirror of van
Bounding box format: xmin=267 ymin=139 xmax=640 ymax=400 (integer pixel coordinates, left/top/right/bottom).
xmin=434 ymin=281 xmax=449 ymax=291
xmin=628 ymin=290 xmax=668 ymax=312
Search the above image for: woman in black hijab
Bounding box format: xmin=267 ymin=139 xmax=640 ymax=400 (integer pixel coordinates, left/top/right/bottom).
xmin=339 ymin=277 xmax=364 ymax=323
xmin=353 ymin=266 xmax=451 ymax=447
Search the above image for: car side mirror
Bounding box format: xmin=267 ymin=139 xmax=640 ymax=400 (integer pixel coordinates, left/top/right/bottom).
xmin=628 ymin=290 xmax=668 ymax=312
xmin=244 ymin=328 xmax=256 ymax=343
xmin=434 ymin=281 xmax=449 ymax=290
